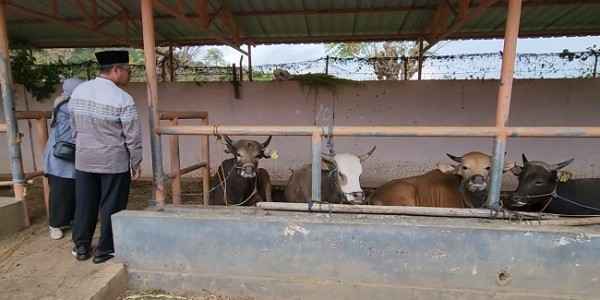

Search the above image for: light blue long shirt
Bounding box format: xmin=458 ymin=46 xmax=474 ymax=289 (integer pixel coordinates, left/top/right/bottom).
xmin=44 ymin=94 xmax=76 ymax=179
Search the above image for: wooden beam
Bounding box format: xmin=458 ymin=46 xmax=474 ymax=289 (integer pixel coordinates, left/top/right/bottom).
xmin=50 ymin=0 xmax=57 ymax=17
xmin=423 ymin=0 xmax=500 ymax=52
xmin=97 ymin=10 xmax=126 ymax=29
xmin=153 ymin=0 xmax=247 ymax=55
xmin=458 ymin=0 xmax=470 ymax=18
xmin=5 ymin=2 xmax=141 ymax=48
xmin=75 ymin=0 xmax=95 ymax=29
xmin=195 ymin=0 xmax=209 ymax=28
xmin=443 ymin=0 xmax=458 ymax=16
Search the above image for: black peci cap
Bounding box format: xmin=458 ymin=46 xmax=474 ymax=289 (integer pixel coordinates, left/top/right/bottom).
xmin=95 ymin=50 xmax=129 ymax=66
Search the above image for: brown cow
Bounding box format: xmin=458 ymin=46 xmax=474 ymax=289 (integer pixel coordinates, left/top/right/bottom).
xmin=284 ymin=147 xmax=376 ymax=204
xmin=209 ymin=136 xmax=273 ymax=206
xmin=367 ymin=152 xmax=515 ymax=208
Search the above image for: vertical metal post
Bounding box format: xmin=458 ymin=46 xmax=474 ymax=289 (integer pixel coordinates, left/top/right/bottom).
xmin=418 ymin=38 xmax=424 ymax=80
xmin=201 ymin=116 xmax=210 ymax=205
xmin=311 ymin=131 xmax=322 ymax=202
xmin=169 ymin=117 xmax=181 ymax=204
xmin=488 ymin=0 xmax=522 ymax=208
xmin=35 ymin=116 xmax=50 ymax=217
xmin=168 ymin=44 xmax=174 ymax=82
xmin=247 ymin=44 xmax=253 ymax=82
xmin=141 ymin=0 xmax=166 ymax=205
xmin=325 ymin=55 xmax=329 ymax=74
xmin=0 ymin=2 xmax=29 ymax=227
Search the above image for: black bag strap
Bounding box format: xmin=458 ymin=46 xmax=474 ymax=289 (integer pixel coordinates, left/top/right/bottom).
xmin=50 ymin=98 xmax=69 ymax=128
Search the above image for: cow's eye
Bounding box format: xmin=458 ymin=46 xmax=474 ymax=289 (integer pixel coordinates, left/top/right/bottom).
xmin=485 ymin=166 xmax=491 ymax=171
xmin=462 ymin=166 xmax=469 ymax=170
xmin=535 ymin=180 xmax=544 ymax=185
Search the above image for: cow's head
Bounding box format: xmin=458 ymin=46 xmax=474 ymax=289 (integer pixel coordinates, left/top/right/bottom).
xmin=508 ymin=154 xmax=574 ymax=208
xmin=223 ymin=135 xmax=272 ymax=179
xmin=438 ymin=151 xmax=516 ymax=193
xmin=321 ymin=146 xmax=376 ymax=205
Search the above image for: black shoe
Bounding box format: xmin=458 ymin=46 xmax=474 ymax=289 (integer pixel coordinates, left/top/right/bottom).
xmin=93 ymin=249 xmax=114 ymax=264
xmin=71 ymin=245 xmax=91 ymax=261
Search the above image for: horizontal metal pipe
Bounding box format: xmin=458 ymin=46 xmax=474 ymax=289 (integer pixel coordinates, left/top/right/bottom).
xmin=25 ymin=170 xmax=45 ymax=178
xmin=16 ymin=111 xmax=52 ymax=119
xmin=0 ymin=123 xmax=6 ymax=132
xmin=169 ymin=162 xmax=207 ymax=179
xmin=159 ymin=111 xmax=208 ymax=120
xmin=156 ymin=125 xmax=600 ymax=138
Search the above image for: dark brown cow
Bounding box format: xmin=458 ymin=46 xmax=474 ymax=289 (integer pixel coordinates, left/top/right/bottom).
xmin=508 ymin=154 xmax=600 ymax=215
xmin=367 ymin=152 xmax=515 ymax=208
xmin=284 ymin=147 xmax=376 ymax=204
xmin=209 ymin=136 xmax=272 ymax=206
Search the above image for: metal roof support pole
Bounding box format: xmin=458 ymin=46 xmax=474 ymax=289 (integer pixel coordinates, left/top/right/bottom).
xmin=417 ymin=38 xmax=424 ymax=80
xmin=0 ymin=2 xmax=29 ymax=227
xmin=311 ymin=131 xmax=322 ymax=203
xmin=141 ymin=0 xmax=166 ymax=205
xmin=247 ymin=44 xmax=253 ymax=82
xmin=487 ymin=0 xmax=522 ymax=208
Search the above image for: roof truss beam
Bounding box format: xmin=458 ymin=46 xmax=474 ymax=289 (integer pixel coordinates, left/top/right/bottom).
xmin=423 ymin=0 xmax=500 ymax=52
xmin=152 ymin=0 xmax=247 ymax=55
xmin=5 ymin=1 xmax=141 ymax=48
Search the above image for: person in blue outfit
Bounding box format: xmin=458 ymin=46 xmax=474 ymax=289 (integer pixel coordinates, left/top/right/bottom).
xmin=44 ymin=78 xmax=85 ymax=240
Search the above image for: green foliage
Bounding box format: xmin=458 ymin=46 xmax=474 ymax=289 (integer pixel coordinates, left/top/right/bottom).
xmin=291 ymin=73 xmax=355 ymax=95
xmin=11 ymin=50 xmax=61 ymax=102
xmin=202 ymin=48 xmax=225 ymax=66
xmin=560 ymin=45 xmax=598 ymax=78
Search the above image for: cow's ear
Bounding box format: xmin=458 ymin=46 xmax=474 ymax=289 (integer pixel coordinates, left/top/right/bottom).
xmin=437 ymin=162 xmax=457 ymax=174
xmin=510 ymin=165 xmax=523 ymax=176
xmin=502 ymin=160 xmax=517 ymax=173
xmin=320 ymin=159 xmax=331 ymax=171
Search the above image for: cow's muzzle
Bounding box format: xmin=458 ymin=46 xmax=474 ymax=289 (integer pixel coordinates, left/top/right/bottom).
xmin=467 ymin=175 xmax=487 ymax=192
xmin=508 ymin=194 xmax=528 ymax=207
xmin=345 ymin=191 xmax=365 ymax=205
xmin=239 ymin=164 xmax=257 ymax=178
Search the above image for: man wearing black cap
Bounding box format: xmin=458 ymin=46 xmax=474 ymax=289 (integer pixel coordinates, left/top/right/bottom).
xmin=68 ymin=50 xmax=142 ymax=263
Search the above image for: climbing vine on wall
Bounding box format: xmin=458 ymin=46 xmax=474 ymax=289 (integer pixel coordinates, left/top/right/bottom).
xmin=11 ymin=50 xmax=61 ymax=102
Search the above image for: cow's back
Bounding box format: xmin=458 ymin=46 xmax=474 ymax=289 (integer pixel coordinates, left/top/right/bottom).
xmin=368 ymin=170 xmax=464 ymax=207
xmin=284 ymin=164 xmax=339 ymax=203
xmin=541 ymin=178 xmax=600 ymax=215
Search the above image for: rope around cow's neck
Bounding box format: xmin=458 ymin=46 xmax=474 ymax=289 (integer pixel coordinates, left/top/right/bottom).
xmin=219 ymin=163 xmax=258 ymax=206
xmin=458 ymin=179 xmax=487 ymax=209
xmin=522 ymin=181 xmax=600 ymax=213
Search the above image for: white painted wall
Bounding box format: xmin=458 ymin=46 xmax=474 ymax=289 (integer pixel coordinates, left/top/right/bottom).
xmin=3 ymin=79 xmax=599 ymax=190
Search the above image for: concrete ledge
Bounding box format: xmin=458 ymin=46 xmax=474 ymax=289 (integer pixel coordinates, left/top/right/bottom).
xmin=0 ymin=197 xmax=26 ymax=238
xmin=88 ymin=263 xmax=128 ymax=300
xmin=113 ymin=205 xmax=600 ymax=300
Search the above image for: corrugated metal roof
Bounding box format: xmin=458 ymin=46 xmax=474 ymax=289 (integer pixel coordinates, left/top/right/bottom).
xmin=4 ymin=0 xmax=600 ymax=50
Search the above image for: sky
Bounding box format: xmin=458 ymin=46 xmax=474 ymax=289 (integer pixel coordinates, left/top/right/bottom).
xmin=215 ymin=36 xmax=599 ymax=66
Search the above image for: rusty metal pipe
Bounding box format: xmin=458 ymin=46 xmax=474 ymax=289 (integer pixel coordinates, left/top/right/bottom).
xmin=488 ymin=0 xmax=523 ymax=208
xmin=201 ymin=116 xmax=210 ymax=205
xmin=159 ymin=111 xmax=208 ymax=120
xmin=169 ymin=118 xmax=181 ymax=204
xmin=35 ymin=117 xmax=50 ymax=217
xmin=169 ymin=163 xmax=206 ymax=179
xmin=0 ymin=2 xmax=28 ymax=227
xmin=156 ymin=125 xmax=600 ymax=138
xmin=311 ymin=132 xmax=322 ymax=202
xmin=142 ymin=0 xmax=166 ymax=206
xmin=16 ymin=111 xmax=52 ymax=119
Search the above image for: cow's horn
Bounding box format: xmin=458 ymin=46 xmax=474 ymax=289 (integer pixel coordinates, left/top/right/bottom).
xmin=223 ymin=135 xmax=235 ymax=147
xmin=446 ymin=153 xmax=461 ymax=163
xmin=548 ymin=158 xmax=575 ymax=172
xmin=262 ymin=136 xmax=272 ymax=148
xmin=358 ymin=146 xmax=377 ymax=162
xmin=522 ymin=153 xmax=529 ymax=164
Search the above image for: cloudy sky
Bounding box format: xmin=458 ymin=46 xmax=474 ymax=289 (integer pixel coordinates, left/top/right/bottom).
xmin=215 ymin=36 xmax=599 ymax=66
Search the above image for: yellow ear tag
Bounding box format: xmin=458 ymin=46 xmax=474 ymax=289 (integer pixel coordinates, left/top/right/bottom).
xmin=269 ymin=149 xmax=278 ymax=160
xmin=559 ymin=171 xmax=571 ymax=182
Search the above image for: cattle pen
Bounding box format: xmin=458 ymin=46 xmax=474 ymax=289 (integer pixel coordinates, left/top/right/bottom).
xmin=1 ymin=0 xmax=600 ymax=300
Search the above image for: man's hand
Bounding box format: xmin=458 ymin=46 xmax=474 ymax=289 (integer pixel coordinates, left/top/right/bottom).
xmin=131 ymin=168 xmax=141 ymax=180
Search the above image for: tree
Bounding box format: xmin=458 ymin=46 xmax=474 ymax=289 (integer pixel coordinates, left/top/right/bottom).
xmin=202 ymin=47 xmax=226 ymax=66
xmin=326 ymin=41 xmax=426 ymax=80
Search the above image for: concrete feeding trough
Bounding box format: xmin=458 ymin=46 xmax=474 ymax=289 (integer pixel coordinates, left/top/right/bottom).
xmin=113 ymin=205 xmax=600 ymax=300
xmin=0 ymin=197 xmax=26 ymax=239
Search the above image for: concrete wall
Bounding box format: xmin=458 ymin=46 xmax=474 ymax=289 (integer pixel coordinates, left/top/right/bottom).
xmin=2 ymin=79 xmax=599 ymax=190
xmin=113 ymin=206 xmax=600 ymax=300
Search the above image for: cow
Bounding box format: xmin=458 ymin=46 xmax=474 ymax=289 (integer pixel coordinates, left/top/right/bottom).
xmin=209 ymin=136 xmax=273 ymax=206
xmin=507 ymin=154 xmax=600 ymax=215
xmin=284 ymin=146 xmax=376 ymax=204
xmin=367 ymin=152 xmax=516 ymax=208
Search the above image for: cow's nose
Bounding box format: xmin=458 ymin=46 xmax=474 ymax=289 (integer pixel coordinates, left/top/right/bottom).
xmin=470 ymin=175 xmax=485 ymax=185
xmin=241 ymin=164 xmax=256 ymax=176
xmin=352 ymin=191 xmax=365 ymax=201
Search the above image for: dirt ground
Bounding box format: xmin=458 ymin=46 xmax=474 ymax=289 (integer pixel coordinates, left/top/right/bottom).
xmin=0 ymin=177 xmax=259 ymax=300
